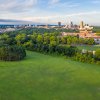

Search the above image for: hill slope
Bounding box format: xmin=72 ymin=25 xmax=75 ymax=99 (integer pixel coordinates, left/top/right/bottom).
xmin=0 ymin=51 xmax=100 ymax=100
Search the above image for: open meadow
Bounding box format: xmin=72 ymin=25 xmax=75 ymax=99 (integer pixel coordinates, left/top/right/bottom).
xmin=0 ymin=51 xmax=100 ymax=100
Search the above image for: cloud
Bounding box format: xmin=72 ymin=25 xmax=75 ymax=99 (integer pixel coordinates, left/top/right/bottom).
xmin=48 ymin=1 xmax=79 ymax=8
xmin=21 ymin=11 xmax=100 ymax=23
xmin=0 ymin=0 xmax=38 ymax=12
xmin=0 ymin=11 xmax=100 ymax=25
xmin=49 ymin=0 xmax=60 ymax=4
xmin=0 ymin=18 xmax=39 ymax=25
xmin=65 ymin=11 xmax=100 ymax=17
xmin=91 ymin=0 xmax=100 ymax=4
xmin=0 ymin=0 xmax=100 ymax=25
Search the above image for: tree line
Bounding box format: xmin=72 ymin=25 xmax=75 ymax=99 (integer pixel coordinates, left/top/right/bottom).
xmin=0 ymin=28 xmax=99 ymax=64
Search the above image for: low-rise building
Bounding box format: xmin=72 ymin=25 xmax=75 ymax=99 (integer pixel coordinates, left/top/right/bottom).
xmin=61 ymin=31 xmax=100 ymax=44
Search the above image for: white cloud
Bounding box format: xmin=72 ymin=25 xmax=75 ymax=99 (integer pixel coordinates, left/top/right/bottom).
xmin=1 ymin=11 xmax=100 ymax=25
xmin=0 ymin=0 xmax=38 ymax=12
xmin=21 ymin=11 xmax=100 ymax=24
xmin=49 ymin=0 xmax=60 ymax=5
xmin=91 ymin=0 xmax=100 ymax=4
xmin=21 ymin=11 xmax=100 ymax=20
xmin=48 ymin=1 xmax=79 ymax=8
xmin=65 ymin=11 xmax=100 ymax=17
xmin=0 ymin=0 xmax=100 ymax=25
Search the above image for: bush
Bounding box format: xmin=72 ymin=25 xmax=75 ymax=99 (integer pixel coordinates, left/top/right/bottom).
xmin=0 ymin=45 xmax=26 ymax=61
xmin=75 ymin=53 xmax=95 ymax=63
xmin=95 ymin=49 xmax=100 ymax=61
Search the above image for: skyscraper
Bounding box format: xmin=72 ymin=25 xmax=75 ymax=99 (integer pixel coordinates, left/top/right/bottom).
xmin=70 ymin=21 xmax=73 ymax=28
xmin=58 ymin=22 xmax=61 ymax=27
xmin=80 ymin=21 xmax=84 ymax=29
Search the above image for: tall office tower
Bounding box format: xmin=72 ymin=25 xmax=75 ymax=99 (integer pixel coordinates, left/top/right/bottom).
xmin=70 ymin=21 xmax=73 ymax=28
xmin=58 ymin=22 xmax=61 ymax=27
xmin=80 ymin=21 xmax=84 ymax=29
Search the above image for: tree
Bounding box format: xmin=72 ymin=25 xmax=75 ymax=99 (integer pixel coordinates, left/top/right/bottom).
xmin=23 ymin=40 xmax=33 ymax=50
xmin=61 ymin=37 xmax=67 ymax=44
xmin=0 ymin=34 xmax=9 ymax=40
xmin=0 ymin=45 xmax=26 ymax=61
xmin=50 ymin=36 xmax=56 ymax=41
xmin=87 ymin=38 xmax=95 ymax=45
xmin=50 ymin=41 xmax=57 ymax=47
xmin=67 ymin=36 xmax=72 ymax=45
xmin=72 ymin=37 xmax=78 ymax=45
xmin=95 ymin=49 xmax=100 ymax=60
xmin=30 ymin=33 xmax=37 ymax=43
xmin=36 ymin=34 xmax=43 ymax=43
xmin=43 ymin=35 xmax=50 ymax=45
xmin=15 ymin=34 xmax=26 ymax=45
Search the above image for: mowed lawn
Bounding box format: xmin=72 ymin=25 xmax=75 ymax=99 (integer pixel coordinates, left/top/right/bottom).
xmin=0 ymin=51 xmax=100 ymax=100
xmin=77 ymin=45 xmax=100 ymax=51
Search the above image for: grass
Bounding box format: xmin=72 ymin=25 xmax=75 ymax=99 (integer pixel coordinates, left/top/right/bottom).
xmin=77 ymin=45 xmax=100 ymax=51
xmin=59 ymin=44 xmax=100 ymax=51
xmin=0 ymin=51 xmax=100 ymax=100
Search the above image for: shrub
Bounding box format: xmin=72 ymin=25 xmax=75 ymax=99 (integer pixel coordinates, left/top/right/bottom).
xmin=75 ymin=53 xmax=95 ymax=63
xmin=0 ymin=45 xmax=26 ymax=61
xmin=95 ymin=49 xmax=100 ymax=61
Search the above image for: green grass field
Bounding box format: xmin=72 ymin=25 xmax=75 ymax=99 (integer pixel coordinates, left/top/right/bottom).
xmin=77 ymin=45 xmax=100 ymax=51
xmin=0 ymin=51 xmax=100 ymax=100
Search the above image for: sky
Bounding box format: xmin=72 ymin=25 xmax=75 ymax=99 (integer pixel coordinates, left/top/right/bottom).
xmin=0 ymin=0 xmax=100 ymax=25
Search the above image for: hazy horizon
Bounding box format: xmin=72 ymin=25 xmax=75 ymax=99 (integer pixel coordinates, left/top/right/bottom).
xmin=0 ymin=0 xmax=100 ymax=26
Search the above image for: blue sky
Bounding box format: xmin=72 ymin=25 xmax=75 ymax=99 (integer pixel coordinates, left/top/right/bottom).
xmin=0 ymin=0 xmax=100 ymax=25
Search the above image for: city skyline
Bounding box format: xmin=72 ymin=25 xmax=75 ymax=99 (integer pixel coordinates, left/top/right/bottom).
xmin=0 ymin=0 xmax=100 ymax=25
